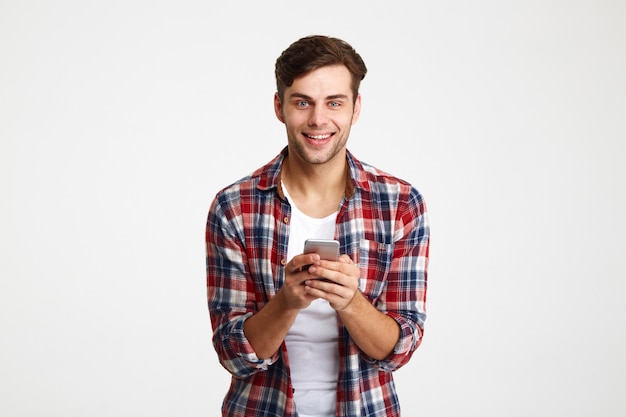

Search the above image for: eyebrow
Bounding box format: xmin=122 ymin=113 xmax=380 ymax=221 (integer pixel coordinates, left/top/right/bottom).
xmin=288 ymin=93 xmax=350 ymax=101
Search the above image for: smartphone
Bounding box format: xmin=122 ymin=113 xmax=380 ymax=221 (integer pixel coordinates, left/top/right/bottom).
xmin=303 ymin=239 xmax=340 ymax=261
xmin=302 ymin=239 xmax=340 ymax=276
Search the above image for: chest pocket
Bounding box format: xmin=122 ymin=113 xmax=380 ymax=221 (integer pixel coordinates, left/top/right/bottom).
xmin=357 ymin=239 xmax=394 ymax=301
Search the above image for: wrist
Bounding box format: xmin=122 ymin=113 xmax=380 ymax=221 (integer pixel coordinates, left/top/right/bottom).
xmin=337 ymin=288 xmax=362 ymax=314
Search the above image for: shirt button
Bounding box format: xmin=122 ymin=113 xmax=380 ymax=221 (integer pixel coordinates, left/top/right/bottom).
xmin=283 ymin=216 xmax=289 ymax=224
xmin=281 ymin=259 xmax=287 ymax=266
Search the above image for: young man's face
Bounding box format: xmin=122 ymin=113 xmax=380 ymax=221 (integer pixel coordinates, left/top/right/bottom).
xmin=274 ymin=65 xmax=361 ymax=167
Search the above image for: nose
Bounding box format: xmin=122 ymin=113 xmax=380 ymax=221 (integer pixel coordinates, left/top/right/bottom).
xmin=308 ymin=105 xmax=328 ymax=127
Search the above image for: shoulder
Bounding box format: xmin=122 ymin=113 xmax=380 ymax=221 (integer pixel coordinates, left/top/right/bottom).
xmin=212 ymin=148 xmax=286 ymax=205
xmin=348 ymin=151 xmax=425 ymax=206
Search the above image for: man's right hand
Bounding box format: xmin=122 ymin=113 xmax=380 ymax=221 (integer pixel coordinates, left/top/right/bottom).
xmin=242 ymin=252 xmax=322 ymax=359
xmin=280 ymin=253 xmax=323 ymax=309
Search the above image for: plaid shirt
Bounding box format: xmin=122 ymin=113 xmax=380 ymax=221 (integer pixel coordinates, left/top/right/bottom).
xmin=206 ymin=147 xmax=429 ymax=417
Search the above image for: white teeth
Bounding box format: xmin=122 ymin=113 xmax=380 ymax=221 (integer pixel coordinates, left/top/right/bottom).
xmin=309 ymin=134 xmax=330 ymax=140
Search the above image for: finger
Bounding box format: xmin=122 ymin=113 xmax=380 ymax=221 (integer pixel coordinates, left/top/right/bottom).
xmin=288 ymin=253 xmax=320 ymax=273
xmin=304 ymin=279 xmax=355 ymax=309
xmin=309 ymin=258 xmax=358 ymax=288
xmin=327 ymin=261 xmax=357 ymax=281
xmin=306 ymin=264 xmax=345 ymax=286
xmin=338 ymin=254 xmax=354 ymax=264
xmin=305 ymin=279 xmax=339 ymax=296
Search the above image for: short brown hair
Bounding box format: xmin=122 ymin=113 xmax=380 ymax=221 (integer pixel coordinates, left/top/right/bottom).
xmin=275 ymin=35 xmax=367 ymax=103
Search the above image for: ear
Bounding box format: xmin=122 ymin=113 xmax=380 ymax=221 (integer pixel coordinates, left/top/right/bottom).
xmin=274 ymin=93 xmax=285 ymax=123
xmin=351 ymin=94 xmax=362 ymax=125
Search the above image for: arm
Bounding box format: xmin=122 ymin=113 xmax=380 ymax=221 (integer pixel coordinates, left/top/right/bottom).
xmin=206 ymin=196 xmax=274 ymax=378
xmin=305 ymin=257 xmax=400 ymax=360
xmin=306 ymin=187 xmax=429 ymax=368
xmin=371 ymin=188 xmax=429 ymax=369
xmin=243 ymin=252 xmax=322 ymax=359
xmin=207 ymin=193 xmax=327 ymax=372
xmin=338 ymin=286 xmax=401 ymax=360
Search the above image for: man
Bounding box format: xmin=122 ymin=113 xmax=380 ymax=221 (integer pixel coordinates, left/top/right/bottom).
xmin=206 ymin=35 xmax=429 ymax=417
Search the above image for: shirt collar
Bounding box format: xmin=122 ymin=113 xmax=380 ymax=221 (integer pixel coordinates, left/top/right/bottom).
xmin=256 ymin=146 xmax=370 ymax=200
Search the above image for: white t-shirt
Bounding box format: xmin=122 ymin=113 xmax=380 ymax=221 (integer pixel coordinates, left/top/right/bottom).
xmin=282 ymin=183 xmax=339 ymax=417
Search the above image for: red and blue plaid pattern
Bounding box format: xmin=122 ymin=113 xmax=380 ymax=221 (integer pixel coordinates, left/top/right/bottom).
xmin=206 ymin=147 xmax=429 ymax=417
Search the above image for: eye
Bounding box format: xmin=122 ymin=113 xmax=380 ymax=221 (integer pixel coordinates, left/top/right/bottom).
xmin=296 ymin=101 xmax=309 ymax=108
xmin=328 ymin=101 xmax=340 ymax=108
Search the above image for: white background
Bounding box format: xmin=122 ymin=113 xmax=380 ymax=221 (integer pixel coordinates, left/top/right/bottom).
xmin=1 ymin=1 xmax=625 ymax=416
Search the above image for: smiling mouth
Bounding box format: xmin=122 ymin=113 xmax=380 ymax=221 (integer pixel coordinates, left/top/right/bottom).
xmin=304 ymin=133 xmax=333 ymax=140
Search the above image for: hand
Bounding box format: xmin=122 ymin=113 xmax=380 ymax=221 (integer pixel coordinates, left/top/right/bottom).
xmin=280 ymin=253 xmax=324 ymax=310
xmin=304 ymin=254 xmax=360 ymax=311
xmin=243 ymin=252 xmax=325 ymax=359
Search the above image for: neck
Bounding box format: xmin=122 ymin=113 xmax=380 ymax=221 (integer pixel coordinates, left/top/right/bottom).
xmin=281 ymin=154 xmax=347 ymax=218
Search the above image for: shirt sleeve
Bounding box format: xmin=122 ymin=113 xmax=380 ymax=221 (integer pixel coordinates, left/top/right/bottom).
xmin=205 ymin=193 xmax=280 ymax=378
xmin=367 ymin=187 xmax=430 ymax=372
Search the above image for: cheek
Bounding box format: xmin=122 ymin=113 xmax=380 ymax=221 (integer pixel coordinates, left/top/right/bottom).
xmin=284 ymin=113 xmax=307 ymax=129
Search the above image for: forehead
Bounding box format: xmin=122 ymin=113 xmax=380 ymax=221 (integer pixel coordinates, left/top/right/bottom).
xmin=287 ymin=65 xmax=353 ymax=100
